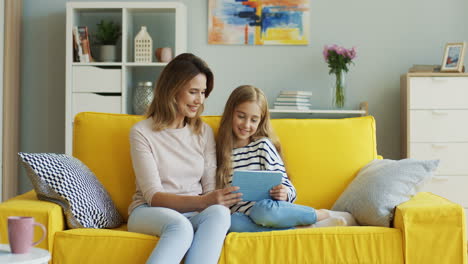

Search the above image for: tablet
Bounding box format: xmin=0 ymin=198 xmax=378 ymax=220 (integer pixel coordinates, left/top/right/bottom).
xmin=231 ymin=170 xmax=283 ymax=201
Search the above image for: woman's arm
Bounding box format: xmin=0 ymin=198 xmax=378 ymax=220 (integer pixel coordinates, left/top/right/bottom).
xmin=200 ymin=124 xmax=217 ymax=193
xmin=150 ymin=186 xmax=241 ymax=213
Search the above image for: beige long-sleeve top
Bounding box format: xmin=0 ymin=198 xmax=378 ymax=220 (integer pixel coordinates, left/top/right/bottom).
xmin=128 ymin=118 xmax=217 ymax=215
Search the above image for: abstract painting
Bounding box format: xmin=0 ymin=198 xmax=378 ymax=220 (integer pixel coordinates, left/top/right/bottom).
xmin=208 ymin=0 xmax=309 ymax=45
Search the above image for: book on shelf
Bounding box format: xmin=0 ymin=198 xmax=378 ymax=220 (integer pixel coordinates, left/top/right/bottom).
xmin=279 ymin=90 xmax=312 ymax=96
xmin=274 ymin=102 xmax=312 ymax=107
xmin=274 ymin=105 xmax=311 ymax=110
xmin=72 ymin=27 xmax=83 ymax=62
xmin=275 ymin=95 xmax=311 ymax=99
xmin=74 ymin=26 xmax=94 ymax=63
xmin=275 ymin=97 xmax=310 ymax=103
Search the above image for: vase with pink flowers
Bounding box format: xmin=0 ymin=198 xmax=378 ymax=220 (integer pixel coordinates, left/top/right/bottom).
xmin=323 ymin=45 xmax=356 ymax=108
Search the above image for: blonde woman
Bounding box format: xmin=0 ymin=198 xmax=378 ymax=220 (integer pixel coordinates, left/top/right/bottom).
xmin=128 ymin=53 xmax=241 ymax=264
xmin=216 ymin=85 xmax=357 ymax=232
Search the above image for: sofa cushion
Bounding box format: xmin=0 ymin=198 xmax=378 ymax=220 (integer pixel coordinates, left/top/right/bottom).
xmin=52 ymin=226 xmax=403 ymax=264
xmin=332 ymin=158 xmax=439 ymax=227
xmin=224 ymin=227 xmax=403 ymax=263
xmin=271 ymin=116 xmax=377 ymax=209
xmin=73 ymin=113 xmax=144 ymax=221
xmin=18 ymin=152 xmax=123 ymax=229
xmin=53 ymin=228 xmax=158 ymax=264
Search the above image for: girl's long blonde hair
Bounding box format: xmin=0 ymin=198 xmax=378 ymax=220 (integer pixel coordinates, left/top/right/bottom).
xmin=216 ymin=85 xmax=282 ymax=188
xmin=146 ymin=53 xmax=214 ymax=134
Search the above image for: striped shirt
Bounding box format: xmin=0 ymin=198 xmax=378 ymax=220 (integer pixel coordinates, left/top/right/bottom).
xmin=228 ymin=137 xmax=297 ymax=215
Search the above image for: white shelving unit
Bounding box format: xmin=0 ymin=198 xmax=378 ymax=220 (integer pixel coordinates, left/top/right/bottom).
xmin=65 ymin=2 xmax=187 ymax=154
xmin=269 ymin=102 xmax=369 ymax=116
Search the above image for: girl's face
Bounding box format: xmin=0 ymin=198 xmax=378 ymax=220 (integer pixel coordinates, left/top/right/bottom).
xmin=232 ymin=101 xmax=262 ymax=148
xmin=175 ymin=73 xmax=207 ymax=125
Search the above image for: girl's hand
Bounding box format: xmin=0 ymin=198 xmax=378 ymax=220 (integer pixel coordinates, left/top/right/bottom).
xmin=203 ymin=186 xmax=242 ymax=208
xmin=270 ymin=184 xmax=288 ymax=201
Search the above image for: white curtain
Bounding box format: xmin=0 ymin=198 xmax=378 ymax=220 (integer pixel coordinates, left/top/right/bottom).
xmin=2 ymin=0 xmax=21 ymax=201
xmin=0 ymin=0 xmax=4 ymax=201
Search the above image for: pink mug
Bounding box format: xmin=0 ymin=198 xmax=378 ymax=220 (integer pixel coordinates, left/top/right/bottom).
xmin=8 ymin=216 xmax=46 ymax=254
xmin=155 ymin=47 xmax=173 ymax=62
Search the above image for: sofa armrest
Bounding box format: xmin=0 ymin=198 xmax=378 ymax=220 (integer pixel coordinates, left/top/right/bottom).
xmin=0 ymin=190 xmax=66 ymax=253
xmin=394 ymin=192 xmax=466 ymax=264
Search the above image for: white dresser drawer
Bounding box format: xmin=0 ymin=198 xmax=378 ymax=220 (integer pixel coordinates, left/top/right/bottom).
xmin=409 ymin=110 xmax=468 ymax=142
xmin=409 ymin=143 xmax=468 ymax=175
xmin=73 ymin=66 xmax=121 ymax=93
xmin=72 ymin=93 xmax=122 ymax=118
xmin=410 ymin=77 xmax=468 ymax=109
xmin=421 ymin=176 xmax=468 ymax=207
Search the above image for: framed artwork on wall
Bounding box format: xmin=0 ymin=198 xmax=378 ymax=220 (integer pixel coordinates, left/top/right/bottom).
xmin=440 ymin=42 xmax=466 ymax=72
xmin=208 ymin=0 xmax=309 ymax=45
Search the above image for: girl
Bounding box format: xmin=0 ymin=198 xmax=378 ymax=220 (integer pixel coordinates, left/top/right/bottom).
xmin=216 ymin=85 xmax=357 ymax=232
xmin=128 ymin=53 xmax=242 ymax=263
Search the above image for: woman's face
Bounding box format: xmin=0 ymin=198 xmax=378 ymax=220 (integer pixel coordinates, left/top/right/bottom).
xmin=232 ymin=101 xmax=262 ymax=148
xmin=175 ymin=73 xmax=207 ymax=120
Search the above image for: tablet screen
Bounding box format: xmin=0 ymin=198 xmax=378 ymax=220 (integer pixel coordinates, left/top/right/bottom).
xmin=231 ymin=170 xmax=283 ymax=201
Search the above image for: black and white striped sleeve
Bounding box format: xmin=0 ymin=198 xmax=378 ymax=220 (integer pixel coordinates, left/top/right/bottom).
xmin=259 ymin=139 xmax=297 ymax=203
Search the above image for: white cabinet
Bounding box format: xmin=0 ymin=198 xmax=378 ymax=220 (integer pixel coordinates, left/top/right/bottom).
xmin=65 ymin=2 xmax=187 ymax=154
xmin=72 ymin=67 xmax=121 ymax=93
xmin=401 ymin=73 xmax=468 ymax=229
xmin=72 ymin=93 xmax=122 ymax=118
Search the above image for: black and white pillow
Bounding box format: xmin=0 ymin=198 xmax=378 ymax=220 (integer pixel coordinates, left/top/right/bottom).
xmin=18 ymin=152 xmax=123 ymax=229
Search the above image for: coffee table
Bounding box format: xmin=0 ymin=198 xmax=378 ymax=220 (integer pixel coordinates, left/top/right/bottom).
xmin=0 ymin=244 xmax=50 ymax=264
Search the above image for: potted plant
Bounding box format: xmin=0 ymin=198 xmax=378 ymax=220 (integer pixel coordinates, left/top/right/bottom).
xmin=95 ymin=20 xmax=121 ymax=62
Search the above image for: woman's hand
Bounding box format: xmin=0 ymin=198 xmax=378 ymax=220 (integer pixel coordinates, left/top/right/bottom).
xmin=203 ymin=186 xmax=242 ymax=208
xmin=270 ymin=184 xmax=288 ymax=201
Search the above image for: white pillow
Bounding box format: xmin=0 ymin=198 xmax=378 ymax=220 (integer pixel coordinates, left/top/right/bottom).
xmin=332 ymin=158 xmax=439 ymax=227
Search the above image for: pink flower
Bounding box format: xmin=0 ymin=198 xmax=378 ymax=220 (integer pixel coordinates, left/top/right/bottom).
xmin=323 ymin=44 xmax=357 ymax=73
xmin=346 ymin=47 xmax=357 ymax=59
xmin=323 ymin=45 xmax=329 ymax=60
xmin=336 ymin=47 xmax=345 ymax=55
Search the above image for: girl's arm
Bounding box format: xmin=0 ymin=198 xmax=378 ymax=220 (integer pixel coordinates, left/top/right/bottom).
xmin=260 ymin=139 xmax=297 ymax=202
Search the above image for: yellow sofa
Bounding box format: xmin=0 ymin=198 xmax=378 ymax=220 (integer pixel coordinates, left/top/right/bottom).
xmin=1 ymin=112 xmax=466 ymax=264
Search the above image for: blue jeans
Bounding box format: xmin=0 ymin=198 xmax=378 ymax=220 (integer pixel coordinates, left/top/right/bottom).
xmin=230 ymin=199 xmax=317 ymax=232
xmin=128 ymin=204 xmax=230 ymax=264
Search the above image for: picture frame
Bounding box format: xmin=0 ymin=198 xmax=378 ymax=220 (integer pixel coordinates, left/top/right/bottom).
xmin=441 ymin=42 xmax=466 ymax=72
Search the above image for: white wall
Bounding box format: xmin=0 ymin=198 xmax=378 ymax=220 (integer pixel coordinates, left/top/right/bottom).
xmin=0 ymin=0 xmax=5 ymax=200
xmin=18 ymin=0 xmax=468 ymax=193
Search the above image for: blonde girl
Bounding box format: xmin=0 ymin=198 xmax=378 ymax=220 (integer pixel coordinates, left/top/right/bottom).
xmin=216 ymin=85 xmax=356 ymax=232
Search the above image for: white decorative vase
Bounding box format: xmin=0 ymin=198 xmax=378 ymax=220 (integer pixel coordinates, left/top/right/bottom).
xmin=134 ymin=26 xmax=153 ymax=63
xmin=99 ymin=45 xmax=117 ymax=62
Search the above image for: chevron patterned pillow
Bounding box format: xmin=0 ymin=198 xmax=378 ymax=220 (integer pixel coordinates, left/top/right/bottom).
xmin=18 ymin=152 xmax=123 ymax=229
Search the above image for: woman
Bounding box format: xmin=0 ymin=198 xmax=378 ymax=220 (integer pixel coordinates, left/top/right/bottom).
xmin=127 ymin=53 xmax=241 ymax=264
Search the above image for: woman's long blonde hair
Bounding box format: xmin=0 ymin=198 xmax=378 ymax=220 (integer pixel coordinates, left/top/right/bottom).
xmin=146 ymin=53 xmax=214 ymax=134
xmin=216 ymin=85 xmax=282 ymax=188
